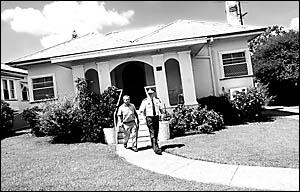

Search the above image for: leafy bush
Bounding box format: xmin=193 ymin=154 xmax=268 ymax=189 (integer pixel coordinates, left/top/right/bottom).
xmin=231 ymin=86 xmax=268 ymax=122
xmin=191 ymin=106 xmax=224 ymax=133
xmin=169 ymin=104 xmax=224 ymax=137
xmin=75 ymin=78 xmax=104 ymax=143
xmin=22 ymin=106 xmax=44 ymax=137
xmin=197 ymin=95 xmax=238 ymax=125
xmin=250 ymin=27 xmax=299 ymax=105
xmin=169 ymin=104 xmax=193 ymax=138
xmin=1 ymin=100 xmax=14 ymax=138
xmin=98 ymin=86 xmax=120 ymax=127
xmin=38 ymin=98 xmax=82 ymax=143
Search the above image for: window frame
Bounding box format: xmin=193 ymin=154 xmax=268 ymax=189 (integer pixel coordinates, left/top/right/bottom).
xmin=1 ymin=78 xmax=17 ymax=100
xmin=20 ymin=82 xmax=29 ymax=101
xmin=218 ymin=48 xmax=253 ymax=79
xmin=29 ymin=73 xmax=57 ymax=102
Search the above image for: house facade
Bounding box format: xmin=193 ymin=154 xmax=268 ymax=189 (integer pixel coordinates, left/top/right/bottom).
xmin=1 ymin=63 xmax=29 ymax=112
xmin=5 ymin=19 xmax=266 ymax=109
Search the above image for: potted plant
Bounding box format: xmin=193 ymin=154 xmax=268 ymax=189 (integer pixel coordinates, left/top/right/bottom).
xmin=158 ymin=109 xmax=172 ymax=141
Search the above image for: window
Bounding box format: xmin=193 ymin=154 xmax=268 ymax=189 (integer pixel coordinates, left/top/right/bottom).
xmin=32 ymin=76 xmax=55 ymax=101
xmin=2 ymin=79 xmax=16 ymax=100
xmin=221 ymin=51 xmax=248 ymax=77
xmin=20 ymin=82 xmax=29 ymax=101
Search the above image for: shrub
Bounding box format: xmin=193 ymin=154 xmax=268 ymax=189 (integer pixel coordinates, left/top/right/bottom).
xmin=75 ymin=78 xmax=104 ymax=143
xmin=197 ymin=95 xmax=238 ymax=125
xmin=98 ymin=86 xmax=120 ymax=127
xmin=169 ymin=104 xmax=193 ymax=138
xmin=38 ymin=98 xmax=82 ymax=143
xmin=1 ymin=100 xmax=14 ymax=138
xmin=169 ymin=104 xmax=224 ymax=137
xmin=231 ymin=86 xmax=269 ymax=122
xmin=191 ymin=106 xmax=224 ymax=133
xmin=22 ymin=106 xmax=45 ymax=137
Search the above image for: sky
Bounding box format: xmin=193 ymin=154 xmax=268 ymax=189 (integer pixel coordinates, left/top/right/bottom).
xmin=1 ymin=1 xmax=299 ymax=63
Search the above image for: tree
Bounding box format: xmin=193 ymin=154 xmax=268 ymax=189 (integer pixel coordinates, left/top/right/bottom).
xmin=249 ymin=26 xmax=299 ymax=106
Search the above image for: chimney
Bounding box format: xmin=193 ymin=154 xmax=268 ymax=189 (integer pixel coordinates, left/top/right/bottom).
xmin=225 ymin=1 xmax=241 ymax=25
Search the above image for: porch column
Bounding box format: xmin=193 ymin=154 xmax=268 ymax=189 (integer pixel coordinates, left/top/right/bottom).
xmin=177 ymin=50 xmax=198 ymax=105
xmin=97 ymin=61 xmax=111 ymax=93
xmin=71 ymin=64 xmax=84 ymax=94
xmin=151 ymin=54 xmax=170 ymax=107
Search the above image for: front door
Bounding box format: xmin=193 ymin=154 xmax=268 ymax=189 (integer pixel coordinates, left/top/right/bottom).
xmin=122 ymin=63 xmax=146 ymax=108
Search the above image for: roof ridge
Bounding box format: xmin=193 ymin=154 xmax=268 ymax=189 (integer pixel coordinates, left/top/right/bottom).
xmin=10 ymin=32 xmax=93 ymax=63
xmin=130 ymin=20 xmax=180 ymax=43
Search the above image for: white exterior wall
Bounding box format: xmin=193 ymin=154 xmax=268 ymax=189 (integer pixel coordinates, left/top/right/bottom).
xmin=209 ymin=37 xmax=254 ymax=95
xmin=192 ymin=56 xmax=214 ymax=99
xmin=28 ymin=63 xmax=75 ymax=102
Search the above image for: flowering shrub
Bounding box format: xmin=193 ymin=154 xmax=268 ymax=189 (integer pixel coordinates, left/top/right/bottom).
xmin=191 ymin=106 xmax=224 ymax=133
xmin=169 ymin=104 xmax=224 ymax=137
xmin=169 ymin=104 xmax=193 ymax=138
xmin=1 ymin=100 xmax=14 ymax=138
xmin=231 ymin=85 xmax=269 ymax=122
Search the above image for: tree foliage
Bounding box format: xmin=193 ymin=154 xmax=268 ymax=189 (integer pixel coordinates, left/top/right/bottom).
xmin=249 ymin=26 xmax=299 ymax=105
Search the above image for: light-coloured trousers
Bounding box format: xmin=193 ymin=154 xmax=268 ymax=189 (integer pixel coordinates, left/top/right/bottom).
xmin=122 ymin=121 xmax=138 ymax=148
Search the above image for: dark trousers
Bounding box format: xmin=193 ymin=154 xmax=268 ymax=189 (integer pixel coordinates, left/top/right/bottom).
xmin=146 ymin=116 xmax=159 ymax=139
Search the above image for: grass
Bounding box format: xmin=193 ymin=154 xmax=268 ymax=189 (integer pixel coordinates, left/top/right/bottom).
xmin=1 ymin=133 xmax=259 ymax=191
xmin=161 ymin=113 xmax=299 ymax=169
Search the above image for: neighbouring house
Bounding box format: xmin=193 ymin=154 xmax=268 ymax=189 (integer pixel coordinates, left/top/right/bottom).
xmin=4 ymin=3 xmax=267 ymax=109
xmin=1 ymin=63 xmax=29 ymax=112
xmin=1 ymin=63 xmax=30 ymax=131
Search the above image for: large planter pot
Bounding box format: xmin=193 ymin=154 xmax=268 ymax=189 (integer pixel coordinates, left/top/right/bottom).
xmin=158 ymin=121 xmax=170 ymax=141
xmin=103 ymin=127 xmax=116 ymax=144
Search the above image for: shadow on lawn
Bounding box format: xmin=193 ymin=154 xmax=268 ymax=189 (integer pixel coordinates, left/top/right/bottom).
xmin=137 ymin=144 xmax=185 ymax=152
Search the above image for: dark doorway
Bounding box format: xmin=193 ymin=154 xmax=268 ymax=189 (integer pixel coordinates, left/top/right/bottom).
xmin=122 ymin=63 xmax=147 ymax=108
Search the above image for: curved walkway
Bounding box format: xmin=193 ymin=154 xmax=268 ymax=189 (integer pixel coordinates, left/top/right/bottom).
xmin=116 ymin=144 xmax=299 ymax=191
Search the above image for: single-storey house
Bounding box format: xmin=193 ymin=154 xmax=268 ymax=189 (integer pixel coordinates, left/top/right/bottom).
xmin=5 ymin=17 xmax=267 ymax=109
xmin=1 ymin=63 xmax=29 ymax=112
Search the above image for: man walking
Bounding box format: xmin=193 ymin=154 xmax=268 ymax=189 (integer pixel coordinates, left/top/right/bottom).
xmin=117 ymin=95 xmax=140 ymax=152
xmin=139 ymin=89 xmax=164 ymax=155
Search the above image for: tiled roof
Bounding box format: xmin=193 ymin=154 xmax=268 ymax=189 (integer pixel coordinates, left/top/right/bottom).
xmin=1 ymin=63 xmax=28 ymax=74
xmin=9 ymin=20 xmax=266 ymax=63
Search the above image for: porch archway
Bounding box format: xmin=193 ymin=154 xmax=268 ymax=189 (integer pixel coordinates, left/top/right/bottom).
xmin=165 ymin=58 xmax=183 ymax=105
xmin=110 ymin=61 xmax=155 ymax=108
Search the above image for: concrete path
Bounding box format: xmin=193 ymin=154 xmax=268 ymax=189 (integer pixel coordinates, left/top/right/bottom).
xmin=116 ymin=144 xmax=299 ymax=191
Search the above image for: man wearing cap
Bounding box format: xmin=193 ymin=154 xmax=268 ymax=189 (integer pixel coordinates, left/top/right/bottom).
xmin=117 ymin=95 xmax=140 ymax=152
xmin=139 ymin=89 xmax=164 ymax=155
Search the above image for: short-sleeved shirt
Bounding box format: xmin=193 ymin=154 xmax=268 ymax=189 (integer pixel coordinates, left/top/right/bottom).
xmin=117 ymin=103 xmax=137 ymax=123
xmin=139 ymin=97 xmax=164 ymax=117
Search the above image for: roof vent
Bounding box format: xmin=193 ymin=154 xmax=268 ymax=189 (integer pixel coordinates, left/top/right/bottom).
xmin=72 ymin=30 xmax=78 ymax=39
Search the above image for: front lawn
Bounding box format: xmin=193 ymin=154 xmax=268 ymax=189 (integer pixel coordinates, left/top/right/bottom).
xmin=162 ymin=116 xmax=299 ymax=168
xmin=1 ymin=133 xmax=258 ymax=191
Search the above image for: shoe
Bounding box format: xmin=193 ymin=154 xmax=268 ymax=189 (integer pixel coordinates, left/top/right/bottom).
xmin=124 ymin=143 xmax=127 ymax=149
xmin=132 ymin=147 xmax=138 ymax=152
xmin=154 ymin=149 xmax=162 ymax=155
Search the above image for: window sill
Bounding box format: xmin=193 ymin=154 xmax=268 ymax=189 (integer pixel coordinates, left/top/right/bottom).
xmin=3 ymin=99 xmax=17 ymax=101
xmin=220 ymin=74 xmax=254 ymax=81
xmin=29 ymin=97 xmax=58 ymax=104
